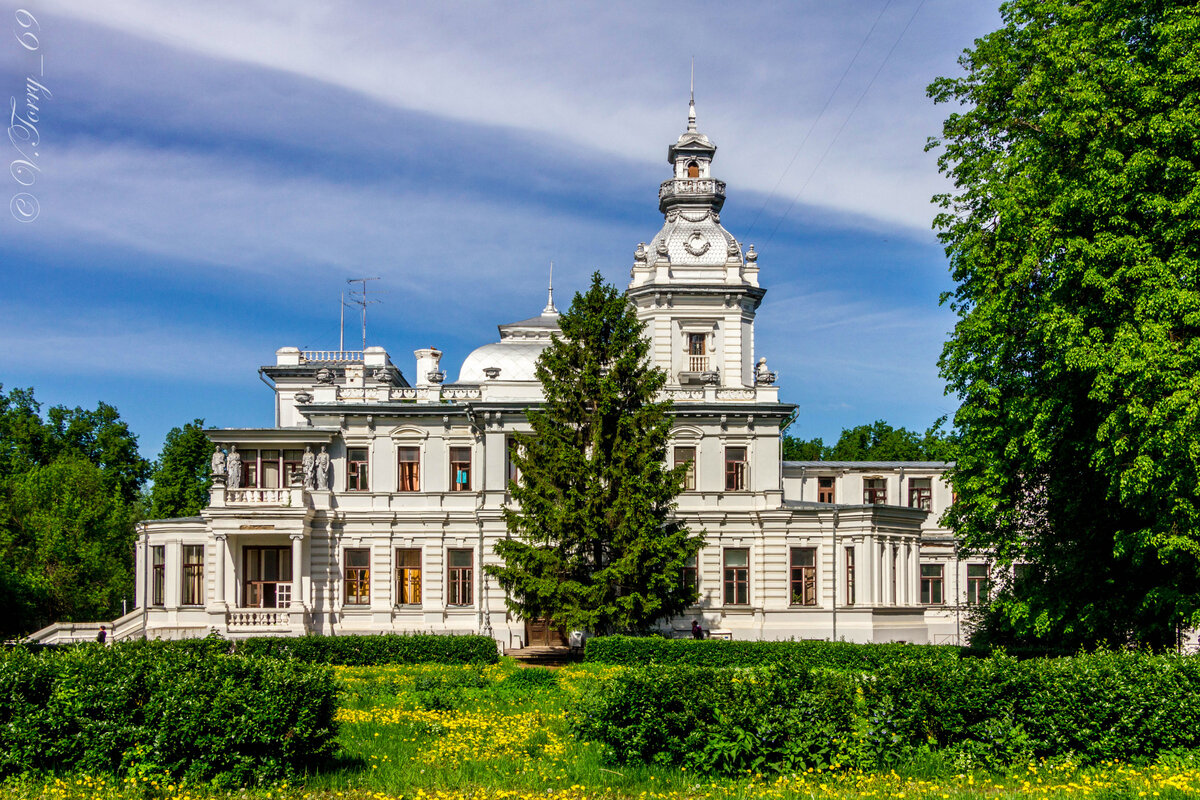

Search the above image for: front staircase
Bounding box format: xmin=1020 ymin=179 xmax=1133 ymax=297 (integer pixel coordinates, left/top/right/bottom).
xmin=505 ymin=645 xmax=583 ymax=668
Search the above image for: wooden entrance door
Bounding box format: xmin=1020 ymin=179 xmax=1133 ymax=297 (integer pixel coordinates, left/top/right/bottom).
xmin=524 ymin=618 xmax=567 ymax=647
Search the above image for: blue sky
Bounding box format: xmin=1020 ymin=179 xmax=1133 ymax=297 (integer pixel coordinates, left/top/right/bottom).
xmin=0 ymin=1 xmax=1001 ymax=460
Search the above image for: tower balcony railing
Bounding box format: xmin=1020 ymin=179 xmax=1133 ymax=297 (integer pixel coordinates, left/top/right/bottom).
xmin=659 ymin=178 xmax=726 ymax=201
xmin=301 ymin=350 xmax=364 ymax=363
xmin=689 ymin=355 xmax=709 ymax=372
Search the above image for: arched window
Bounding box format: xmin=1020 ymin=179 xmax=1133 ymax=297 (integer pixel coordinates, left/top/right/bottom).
xmin=687 ymin=161 xmax=700 ymax=178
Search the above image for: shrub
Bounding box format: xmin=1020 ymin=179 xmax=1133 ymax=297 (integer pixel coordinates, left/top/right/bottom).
xmin=584 ymin=635 xmax=959 ymax=670
xmin=575 ymin=650 xmax=1200 ymax=775
xmin=235 ymin=633 xmax=499 ymax=665
xmin=0 ymin=641 xmax=338 ymax=784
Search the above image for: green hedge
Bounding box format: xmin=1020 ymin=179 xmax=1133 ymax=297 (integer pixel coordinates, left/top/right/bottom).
xmin=584 ymin=635 xmax=960 ymax=670
xmin=573 ymin=651 xmax=1200 ymax=775
xmin=0 ymin=641 xmax=338 ymax=784
xmin=235 ymin=633 xmax=499 ymax=665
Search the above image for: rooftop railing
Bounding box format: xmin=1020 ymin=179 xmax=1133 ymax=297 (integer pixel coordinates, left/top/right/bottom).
xmin=301 ymin=350 xmax=364 ymax=363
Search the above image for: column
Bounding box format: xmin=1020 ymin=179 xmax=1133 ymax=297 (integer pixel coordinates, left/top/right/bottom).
xmin=290 ymin=534 xmax=304 ymax=608
xmin=212 ymin=534 xmax=228 ymax=610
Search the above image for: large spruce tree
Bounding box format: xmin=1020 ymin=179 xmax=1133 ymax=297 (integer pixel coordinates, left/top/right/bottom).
xmin=487 ymin=273 xmax=703 ymax=635
xmin=930 ymin=0 xmax=1200 ymax=648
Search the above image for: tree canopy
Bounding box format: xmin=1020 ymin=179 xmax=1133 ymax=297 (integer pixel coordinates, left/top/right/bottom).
xmin=782 ymin=418 xmax=958 ymax=462
xmin=0 ymin=386 xmax=149 ymax=636
xmin=929 ymin=0 xmax=1200 ymax=648
xmin=148 ymin=419 xmax=212 ymax=519
xmin=487 ymin=273 xmax=703 ymax=635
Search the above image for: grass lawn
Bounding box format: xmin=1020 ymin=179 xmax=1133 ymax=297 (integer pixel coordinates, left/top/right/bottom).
xmin=3 ymin=659 xmax=1200 ymax=799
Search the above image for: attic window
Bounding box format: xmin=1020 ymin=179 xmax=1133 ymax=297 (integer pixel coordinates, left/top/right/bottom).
xmin=687 ymin=161 xmax=700 ymax=178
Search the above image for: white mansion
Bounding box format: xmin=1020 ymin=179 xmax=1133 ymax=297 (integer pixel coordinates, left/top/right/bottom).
xmin=117 ymin=102 xmax=986 ymax=648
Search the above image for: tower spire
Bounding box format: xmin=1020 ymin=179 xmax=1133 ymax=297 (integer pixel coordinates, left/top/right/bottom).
xmin=688 ymin=58 xmax=697 ymax=132
xmin=543 ymin=261 xmax=558 ymax=315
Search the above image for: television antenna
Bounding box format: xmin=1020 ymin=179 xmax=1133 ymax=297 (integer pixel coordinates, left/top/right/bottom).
xmin=342 ymin=277 xmax=381 ymax=353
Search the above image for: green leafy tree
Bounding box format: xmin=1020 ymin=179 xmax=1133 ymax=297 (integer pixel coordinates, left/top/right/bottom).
xmin=149 ymin=419 xmax=212 ymax=518
xmin=929 ymin=0 xmax=1200 ymax=648
xmin=781 ymin=435 xmax=826 ymax=461
xmin=782 ymin=418 xmax=958 ymax=462
xmin=487 ymin=273 xmax=704 ymax=635
xmin=0 ymin=385 xmax=147 ymax=635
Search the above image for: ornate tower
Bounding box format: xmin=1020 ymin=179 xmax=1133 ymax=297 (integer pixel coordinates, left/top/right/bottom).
xmin=627 ymin=96 xmax=765 ymax=389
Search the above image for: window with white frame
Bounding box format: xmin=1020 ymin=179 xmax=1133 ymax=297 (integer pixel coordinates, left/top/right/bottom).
xmin=674 ymin=446 xmax=696 ymax=491
xmin=397 ymin=446 xmax=420 ymax=491
xmin=447 ymin=549 xmax=473 ymax=606
xmin=790 ymin=547 xmax=817 ymax=606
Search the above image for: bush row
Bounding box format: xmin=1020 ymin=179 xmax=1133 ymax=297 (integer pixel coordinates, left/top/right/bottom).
xmin=0 ymin=641 xmax=338 ymax=784
xmin=572 ymin=651 xmax=1200 ymax=774
xmin=234 ymin=633 xmax=499 ymax=665
xmin=584 ymin=635 xmax=961 ymax=670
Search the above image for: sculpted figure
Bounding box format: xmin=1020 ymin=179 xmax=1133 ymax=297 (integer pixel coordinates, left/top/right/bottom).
xmin=302 ymin=445 xmax=316 ymax=488
xmin=756 ymin=357 xmax=770 ymax=382
xmin=315 ymin=445 xmax=331 ymax=490
xmin=226 ymin=445 xmax=242 ymax=489
xmin=210 ymin=445 xmax=226 ymax=478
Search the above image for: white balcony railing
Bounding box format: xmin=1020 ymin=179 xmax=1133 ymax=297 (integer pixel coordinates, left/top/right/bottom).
xmin=228 ymin=610 xmax=290 ymax=628
xmin=301 ymin=350 xmax=363 ymax=363
xmin=225 ymin=488 xmax=293 ymax=506
xmin=688 ymin=355 xmax=709 ymax=372
xmin=659 ymin=178 xmax=726 ymax=200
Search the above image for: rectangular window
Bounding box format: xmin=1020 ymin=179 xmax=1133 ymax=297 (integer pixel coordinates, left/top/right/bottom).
xmin=181 ymin=545 xmax=204 ymax=606
xmin=682 ymin=553 xmax=698 ymax=596
xmin=283 ymin=449 xmax=305 ymax=487
xmin=790 ymin=547 xmax=817 ymax=606
xmin=347 ymin=448 xmax=369 ymax=491
xmin=890 ymin=547 xmax=898 ymax=605
xmin=395 ymin=548 xmax=421 ymax=605
xmin=675 ymin=446 xmax=696 ymax=491
xmin=921 ymin=564 xmax=944 ymax=605
xmin=447 ymin=549 xmax=473 ymax=606
xmin=237 ymin=449 xmax=259 ymax=488
xmin=397 ymin=446 xmax=420 ymax=491
xmin=864 ymin=477 xmax=887 ymax=505
xmin=818 ymin=476 xmax=835 ymax=503
xmin=967 ymin=564 xmax=990 ymax=605
xmin=344 ymin=548 xmax=371 ymax=605
xmin=845 ymin=546 xmax=855 ymax=605
xmin=725 ymin=447 xmax=747 ymax=491
xmin=243 ymin=546 xmax=292 ymax=608
xmin=687 ymin=332 xmax=707 ymax=372
xmin=908 ymin=478 xmax=932 ymax=510
xmin=506 ymin=436 xmax=519 ymax=487
xmin=723 ymin=548 xmax=749 ymax=606
xmin=261 ymin=449 xmax=281 ymax=489
xmin=450 ymin=447 xmax=472 ymax=491
xmin=151 ymin=545 xmax=165 ymax=606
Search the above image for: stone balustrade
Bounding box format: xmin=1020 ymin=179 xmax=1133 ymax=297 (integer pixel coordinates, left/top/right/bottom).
xmin=658 ymin=178 xmax=726 ymax=200
xmin=228 ymin=609 xmax=290 ymax=628
xmin=301 ymin=350 xmax=364 ymax=363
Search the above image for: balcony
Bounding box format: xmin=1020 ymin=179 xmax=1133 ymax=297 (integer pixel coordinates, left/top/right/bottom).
xmin=658 ymin=178 xmax=726 ymax=204
xmin=219 ymin=487 xmax=306 ymax=507
xmin=228 ymin=609 xmax=292 ymax=629
xmin=301 ymin=350 xmax=363 ymax=363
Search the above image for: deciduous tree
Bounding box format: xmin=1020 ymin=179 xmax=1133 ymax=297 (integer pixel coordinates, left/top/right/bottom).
xmin=148 ymin=419 xmax=212 ymax=519
xmin=929 ymin=0 xmax=1200 ymax=648
xmin=487 ymin=273 xmax=703 ymax=635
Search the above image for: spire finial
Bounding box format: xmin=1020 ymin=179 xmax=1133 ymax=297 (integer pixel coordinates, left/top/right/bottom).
xmin=543 ymin=261 xmax=558 ymax=315
xmin=687 ymin=58 xmax=697 ymax=132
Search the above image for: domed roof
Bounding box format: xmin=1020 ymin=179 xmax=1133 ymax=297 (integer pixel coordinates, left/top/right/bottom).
xmin=458 ymin=340 xmax=550 ymax=383
xmin=647 ymin=208 xmax=741 ymax=270
xmin=455 ymin=292 xmax=561 ymax=384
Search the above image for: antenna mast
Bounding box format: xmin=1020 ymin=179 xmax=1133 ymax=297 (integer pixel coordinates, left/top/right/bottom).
xmin=345 ymin=277 xmax=381 ymax=352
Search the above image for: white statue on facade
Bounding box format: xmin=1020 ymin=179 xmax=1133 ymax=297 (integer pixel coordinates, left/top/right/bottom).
xmin=315 ymin=445 xmax=330 ymax=490
xmin=302 ymin=445 xmax=316 ymax=489
xmin=755 ymin=357 xmax=775 ymax=385
xmin=210 ymin=445 xmax=225 ymax=479
xmin=226 ymin=445 xmax=242 ymax=489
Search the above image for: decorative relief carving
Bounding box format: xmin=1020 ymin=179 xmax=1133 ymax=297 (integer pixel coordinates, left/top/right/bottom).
xmin=678 ymin=210 xmax=712 ymax=223
xmin=684 ymin=231 xmax=711 ymax=257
